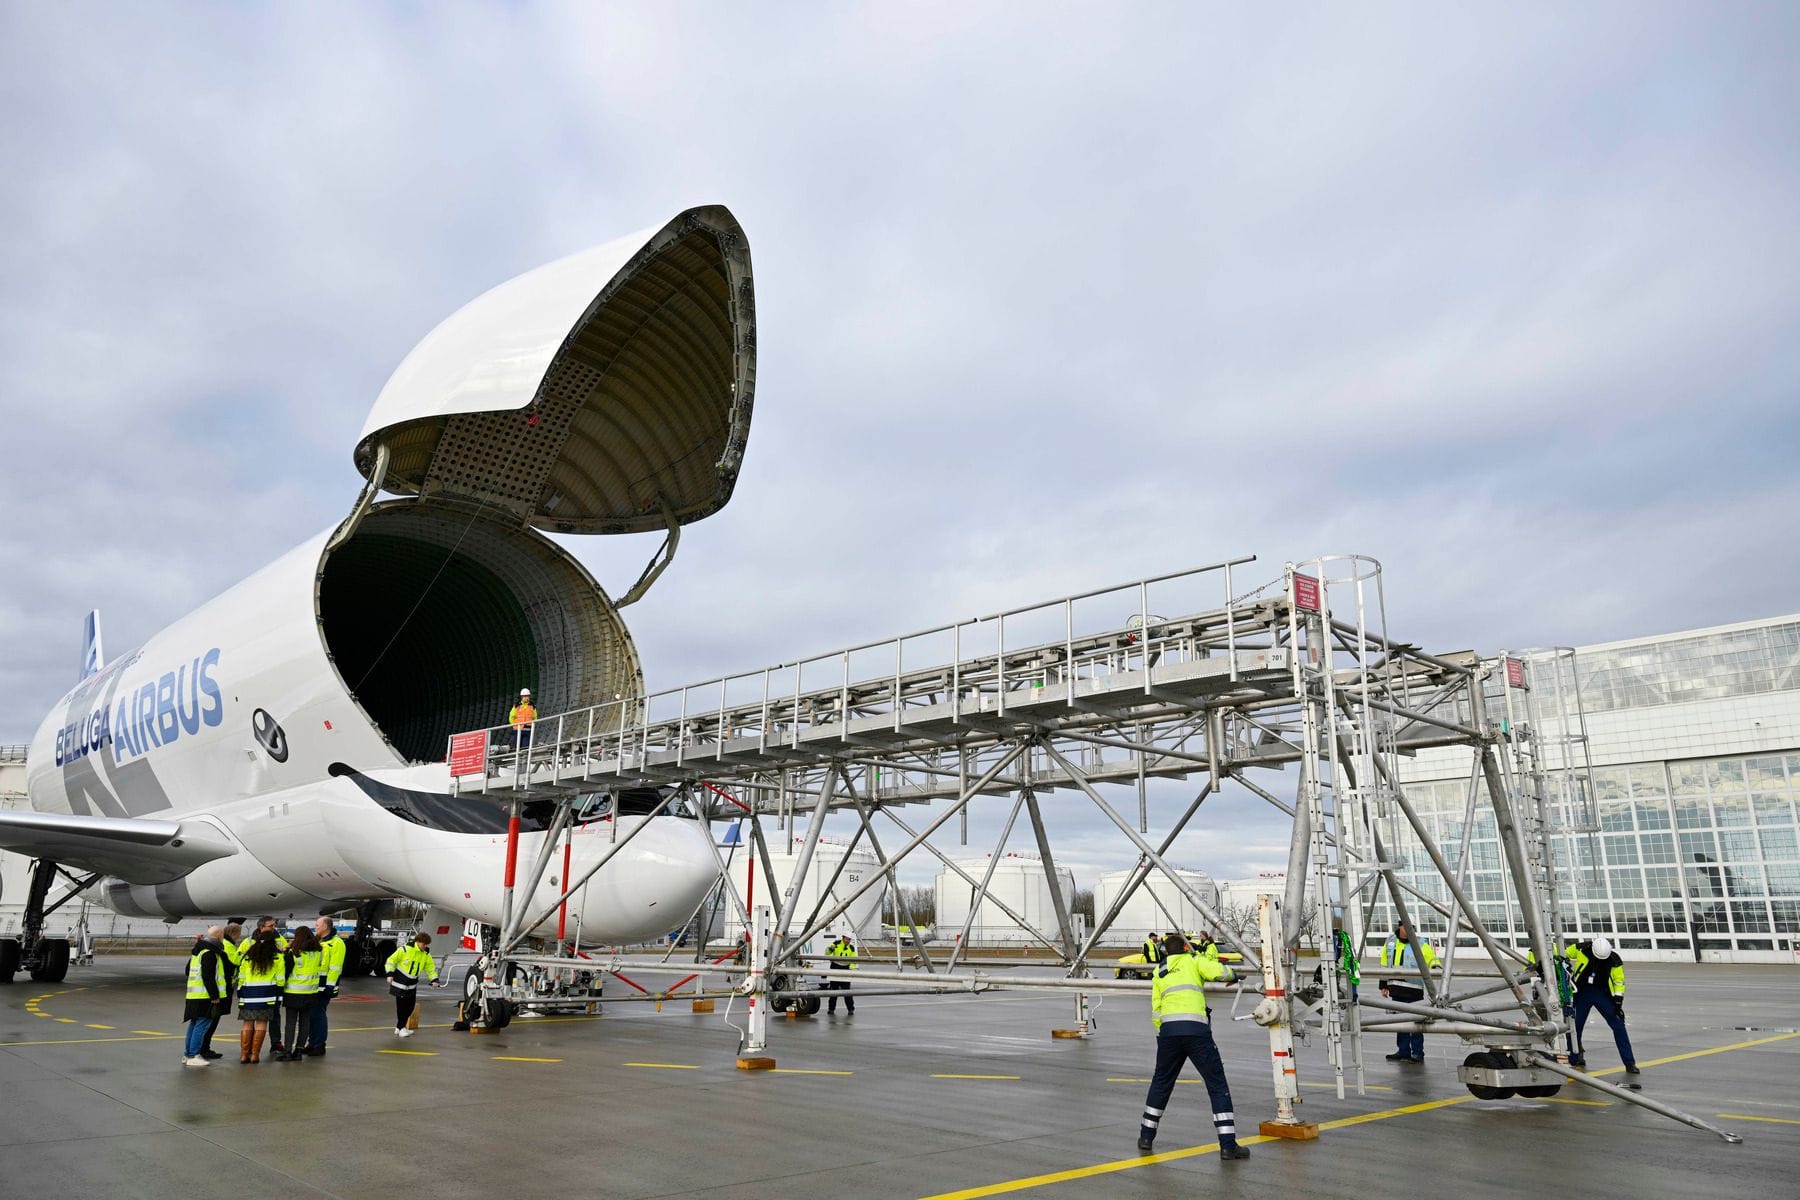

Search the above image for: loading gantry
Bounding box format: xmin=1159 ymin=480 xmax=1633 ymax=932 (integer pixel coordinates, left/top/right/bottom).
xmin=450 ymin=554 xmax=1741 ymax=1144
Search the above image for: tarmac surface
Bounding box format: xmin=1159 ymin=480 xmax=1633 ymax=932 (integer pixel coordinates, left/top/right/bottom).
xmin=0 ymin=957 xmax=1796 ymax=1199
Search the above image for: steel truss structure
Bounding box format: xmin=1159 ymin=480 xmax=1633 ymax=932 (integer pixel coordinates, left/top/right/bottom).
xmin=456 ymin=555 xmax=1740 ymax=1142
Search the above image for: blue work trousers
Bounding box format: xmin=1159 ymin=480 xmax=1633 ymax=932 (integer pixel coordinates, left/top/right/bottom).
xmin=310 ymin=991 xmax=333 ymax=1048
xmin=1388 ymin=984 xmax=1424 ymax=1059
xmin=184 ymin=1016 xmax=211 ymax=1057
xmin=1573 ymin=989 xmax=1635 ymax=1068
xmin=1140 ymin=1025 xmax=1237 ymax=1145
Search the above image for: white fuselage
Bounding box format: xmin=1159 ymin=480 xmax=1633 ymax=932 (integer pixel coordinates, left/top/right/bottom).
xmin=23 ymin=525 xmax=717 ymax=942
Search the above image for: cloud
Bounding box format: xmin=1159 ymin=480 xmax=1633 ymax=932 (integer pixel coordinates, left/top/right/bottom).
xmin=3 ymin=4 xmax=1798 ymax=887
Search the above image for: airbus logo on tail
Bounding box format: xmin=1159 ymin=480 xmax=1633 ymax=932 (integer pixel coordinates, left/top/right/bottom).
xmin=54 ymin=648 xmax=225 ymax=767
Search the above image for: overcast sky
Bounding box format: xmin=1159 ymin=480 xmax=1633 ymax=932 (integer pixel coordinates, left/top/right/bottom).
xmin=3 ymin=4 xmax=1797 ymax=889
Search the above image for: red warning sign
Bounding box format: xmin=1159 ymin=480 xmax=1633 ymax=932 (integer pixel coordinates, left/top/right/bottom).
xmin=1292 ymin=573 xmax=1321 ymax=612
xmin=449 ymin=730 xmax=488 ymax=777
xmin=1505 ymin=657 xmax=1528 ymax=689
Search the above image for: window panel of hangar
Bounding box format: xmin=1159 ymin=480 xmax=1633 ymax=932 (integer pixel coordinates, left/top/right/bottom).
xmin=1674 ymin=796 xmax=1710 ymax=830
xmin=1612 ymin=904 xmax=1651 ymax=933
xmin=1719 ymin=831 xmax=1760 ymax=863
xmin=1580 ymin=904 xmax=1613 ymax=932
xmin=1608 ymin=867 xmax=1645 ymax=897
xmin=1685 ymin=866 xmax=1727 ymax=902
xmin=1669 ymin=763 xmax=1707 ymax=796
xmin=1772 ymin=900 xmax=1800 ymax=933
xmin=1694 ymin=906 xmax=1730 ymax=933
xmin=1755 ymin=793 xmax=1796 ymax=827
xmin=1746 ymin=756 xmax=1788 ymax=792
xmin=1640 ymin=833 xmax=1676 ymax=864
xmin=1764 ymin=863 xmax=1800 ymax=894
xmin=1650 ymin=903 xmax=1687 ymax=933
xmin=1708 ymin=759 xmax=1747 ymax=793
xmin=1635 ymin=799 xmax=1671 ymax=830
xmin=1593 ymin=768 xmax=1629 ymax=802
xmin=1725 ymin=864 xmax=1767 ymax=897
xmin=1627 ymin=764 xmax=1668 ymax=797
xmin=1643 ymin=866 xmax=1681 ymax=899
xmin=1599 ymin=801 xmax=1634 ymax=832
xmin=1713 ymin=794 xmax=1753 ymax=828
xmin=1730 ymin=901 xmax=1771 ymax=932
xmin=1761 ymin=829 xmax=1799 ymax=862
xmin=1604 ymin=835 xmax=1641 ymax=866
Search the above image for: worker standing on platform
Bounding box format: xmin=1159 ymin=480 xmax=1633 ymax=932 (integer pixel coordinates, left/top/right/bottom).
xmin=510 ymin=687 xmax=538 ymax=752
xmin=1137 ymin=933 xmax=1248 ymax=1160
xmin=1379 ymin=921 xmax=1438 ymax=1063
xmin=386 ymin=932 xmax=442 ymax=1036
xmin=309 ymin=916 xmax=346 ymax=1057
xmin=181 ymin=926 xmax=228 ymax=1068
xmin=1565 ymin=936 xmax=1638 ymax=1074
xmin=827 ymin=933 xmax=857 ymax=1014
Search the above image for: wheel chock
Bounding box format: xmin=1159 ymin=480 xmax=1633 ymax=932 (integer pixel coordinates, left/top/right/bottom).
xmin=1051 ymin=1028 xmax=1087 ymax=1039
xmin=736 ymin=1056 xmax=776 ymax=1071
xmin=692 ymin=998 xmax=716 ymax=1013
xmin=1258 ymin=1120 xmax=1319 ymax=1140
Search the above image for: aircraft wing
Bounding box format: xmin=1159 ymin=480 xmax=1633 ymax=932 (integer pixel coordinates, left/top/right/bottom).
xmin=0 ymin=809 xmax=236 ymax=885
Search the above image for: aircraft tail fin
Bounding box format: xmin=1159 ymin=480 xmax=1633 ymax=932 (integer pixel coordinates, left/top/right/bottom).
xmin=80 ymin=610 xmax=104 ymax=681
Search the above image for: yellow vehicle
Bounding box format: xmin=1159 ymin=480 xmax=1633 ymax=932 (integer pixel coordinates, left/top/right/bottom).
xmin=1115 ymin=945 xmax=1241 ymax=978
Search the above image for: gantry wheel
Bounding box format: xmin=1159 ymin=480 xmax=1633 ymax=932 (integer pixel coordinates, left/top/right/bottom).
xmin=1463 ymin=1051 xmax=1517 ymax=1100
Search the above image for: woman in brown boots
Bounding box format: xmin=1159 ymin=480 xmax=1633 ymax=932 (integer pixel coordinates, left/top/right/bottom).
xmin=235 ymin=929 xmax=286 ymax=1063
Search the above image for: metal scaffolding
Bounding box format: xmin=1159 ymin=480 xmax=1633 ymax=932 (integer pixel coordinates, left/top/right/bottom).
xmin=452 ymin=554 xmax=1741 ymax=1142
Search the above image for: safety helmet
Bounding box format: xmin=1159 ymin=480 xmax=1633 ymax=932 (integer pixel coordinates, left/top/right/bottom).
xmin=520 ymin=688 xmax=532 ymax=696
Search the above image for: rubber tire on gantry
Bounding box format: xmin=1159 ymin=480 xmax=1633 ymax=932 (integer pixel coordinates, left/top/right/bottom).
xmin=768 ymin=974 xmax=792 ymax=1014
xmin=0 ymin=938 xmax=19 ymax=985
xmin=1462 ymin=1051 xmax=1517 ymax=1100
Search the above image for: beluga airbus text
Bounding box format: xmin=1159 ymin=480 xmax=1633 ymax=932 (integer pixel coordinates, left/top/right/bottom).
xmin=2 ymin=205 xmax=755 ymax=987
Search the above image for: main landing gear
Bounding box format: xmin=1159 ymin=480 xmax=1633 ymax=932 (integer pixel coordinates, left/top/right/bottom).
xmin=0 ymin=859 xmax=93 ymax=985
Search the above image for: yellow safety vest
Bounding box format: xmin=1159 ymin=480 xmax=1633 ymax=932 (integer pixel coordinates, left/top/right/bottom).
xmin=285 ymin=948 xmax=324 ymax=995
xmin=185 ymin=945 xmax=225 ymax=1001
xmin=1564 ymin=945 xmax=1626 ymax=996
xmin=510 ymin=703 xmax=538 ymax=728
xmin=385 ymin=944 xmax=439 ymax=989
xmin=829 ymin=940 xmax=858 ymax=970
xmin=317 ymin=933 xmax=347 ymax=987
xmin=1151 ymin=950 xmax=1234 ymax=1030
xmin=1380 ymin=937 xmax=1439 ymax=971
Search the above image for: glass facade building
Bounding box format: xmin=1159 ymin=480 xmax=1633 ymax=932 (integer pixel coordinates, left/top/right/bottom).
xmin=1376 ymin=614 xmax=1800 ymax=963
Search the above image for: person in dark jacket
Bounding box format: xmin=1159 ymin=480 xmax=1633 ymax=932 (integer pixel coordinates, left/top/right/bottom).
xmin=1565 ymin=936 xmax=1638 ymax=1074
xmin=181 ymin=926 xmax=228 ymax=1068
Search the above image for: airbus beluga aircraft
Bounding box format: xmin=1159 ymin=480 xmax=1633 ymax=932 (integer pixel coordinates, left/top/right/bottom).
xmin=1 ymin=205 xmax=753 ymax=984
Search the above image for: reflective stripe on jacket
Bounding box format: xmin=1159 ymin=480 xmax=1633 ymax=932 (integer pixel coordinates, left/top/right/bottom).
xmin=1379 ymin=936 xmax=1439 ymax=986
xmin=385 ymin=944 xmax=439 ymax=989
xmin=237 ymin=953 xmax=288 ymax=1009
xmin=1151 ymin=949 xmax=1234 ymax=1032
xmin=285 ymin=948 xmax=324 ymax=996
xmin=509 ymin=703 xmax=537 ymax=728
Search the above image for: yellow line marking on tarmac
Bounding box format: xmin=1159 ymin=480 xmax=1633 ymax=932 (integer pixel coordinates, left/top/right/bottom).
xmin=85 ymin=1024 xmax=113 ymax=1030
xmin=132 ymin=1030 xmax=170 ymax=1036
xmin=771 ymin=1068 xmax=855 ymax=1075
xmin=920 ymin=1029 xmax=1800 ymax=1200
xmin=377 ymin=1050 xmax=438 ymax=1056
xmin=493 ymin=1056 xmax=562 ymax=1063
xmin=625 ymin=1062 xmax=700 ymax=1069
xmin=932 ymin=1074 xmax=1022 ymax=1081
xmin=1719 ymin=1113 xmax=1800 ymax=1126
xmin=54 ymin=1018 xmax=76 ymax=1024
xmin=0 ymin=1035 xmax=178 ymax=1047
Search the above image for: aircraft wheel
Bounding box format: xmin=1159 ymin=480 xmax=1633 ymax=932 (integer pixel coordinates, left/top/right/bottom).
xmin=30 ymin=939 xmax=71 ymax=983
xmin=0 ymin=938 xmax=19 ymax=984
xmin=1463 ymin=1051 xmax=1516 ymax=1100
xmin=794 ymin=993 xmax=821 ymax=1016
xmin=768 ymin=973 xmax=792 ymax=1013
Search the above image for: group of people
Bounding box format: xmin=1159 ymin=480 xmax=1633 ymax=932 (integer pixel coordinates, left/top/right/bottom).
xmin=1143 ymin=929 xmax=1221 ymax=965
xmin=181 ymin=921 xmax=444 ymax=1067
xmin=1376 ymin=920 xmax=1636 ymax=1073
